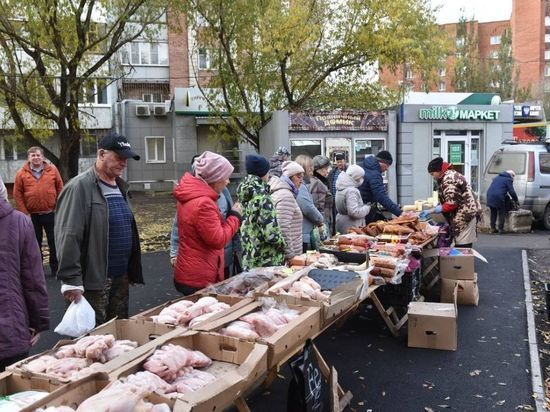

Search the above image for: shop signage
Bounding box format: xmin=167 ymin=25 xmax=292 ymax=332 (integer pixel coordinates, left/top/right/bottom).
xmin=289 ymin=111 xmax=388 ymax=131
xmin=419 ymin=106 xmax=500 ymax=121
xmin=449 ymin=143 xmax=463 ymax=163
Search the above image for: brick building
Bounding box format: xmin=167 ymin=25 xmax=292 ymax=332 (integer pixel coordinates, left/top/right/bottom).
xmin=380 ymin=0 xmax=550 ymax=98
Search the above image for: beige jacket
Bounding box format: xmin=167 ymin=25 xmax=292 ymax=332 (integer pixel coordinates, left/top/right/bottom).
xmin=269 ymin=176 xmax=303 ymax=259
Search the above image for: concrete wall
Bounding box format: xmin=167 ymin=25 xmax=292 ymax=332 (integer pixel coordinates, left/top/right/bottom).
xmin=259 ymin=111 xmax=290 ymax=159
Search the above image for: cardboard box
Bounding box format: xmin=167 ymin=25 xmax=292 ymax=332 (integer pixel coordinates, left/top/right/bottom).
xmin=0 ymin=370 xmax=64 ymax=410
xmin=441 ymin=274 xmax=479 ymax=306
xmin=130 ymin=293 xmax=252 ymax=330
xmin=196 ymin=301 xmax=321 ymax=368
xmin=423 ymin=247 xmax=487 ymax=280
xmin=8 ymin=319 xmax=182 ymax=383
xmin=23 ymin=372 xmax=175 ymax=412
xmin=109 ymin=332 xmax=268 ymax=412
xmin=260 ymin=276 xmax=364 ymax=327
xmin=408 ymin=286 xmax=458 ymax=351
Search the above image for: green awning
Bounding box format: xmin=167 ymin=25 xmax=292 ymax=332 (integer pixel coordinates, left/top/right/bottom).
xmin=457 ymin=93 xmax=498 ymax=105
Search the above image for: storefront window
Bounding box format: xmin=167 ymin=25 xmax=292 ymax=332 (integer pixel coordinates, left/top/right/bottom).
xmin=354 ymin=139 xmax=385 ymax=165
xmin=290 ymin=139 xmax=322 ymax=160
xmin=470 ymin=137 xmax=479 ymax=193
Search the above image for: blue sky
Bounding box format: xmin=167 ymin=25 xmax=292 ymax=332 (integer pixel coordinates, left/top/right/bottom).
xmin=430 ymin=0 xmax=512 ymax=24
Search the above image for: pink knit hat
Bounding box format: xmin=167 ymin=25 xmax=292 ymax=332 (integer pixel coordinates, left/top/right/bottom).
xmin=194 ymin=151 xmax=234 ymax=183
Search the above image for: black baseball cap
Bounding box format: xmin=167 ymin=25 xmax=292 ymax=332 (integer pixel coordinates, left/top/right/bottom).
xmin=98 ymin=132 xmax=140 ymax=160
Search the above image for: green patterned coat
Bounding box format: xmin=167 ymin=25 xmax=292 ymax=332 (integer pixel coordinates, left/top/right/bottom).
xmin=237 ymin=175 xmax=286 ymax=270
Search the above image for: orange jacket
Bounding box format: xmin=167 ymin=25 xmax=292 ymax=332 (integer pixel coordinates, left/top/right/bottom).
xmin=14 ymin=162 xmax=64 ymax=215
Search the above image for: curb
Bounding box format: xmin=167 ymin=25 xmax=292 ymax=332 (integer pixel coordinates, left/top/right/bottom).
xmin=522 ymin=249 xmax=546 ymax=411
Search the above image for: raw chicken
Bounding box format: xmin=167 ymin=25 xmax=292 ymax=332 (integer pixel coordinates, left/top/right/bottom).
xmin=281 ymin=308 xmax=300 ymax=323
xmin=289 ymin=281 xmax=316 ymax=299
xmin=55 ymin=344 xmax=77 ymax=359
xmin=37 ymin=407 xmax=77 ymax=412
xmin=188 ymin=311 xmax=217 ymax=328
xmin=168 ymin=300 xmax=195 ymax=312
xmin=176 ymin=297 xmax=219 ymax=325
xmin=220 ymin=321 xmax=260 ymax=340
xmin=264 ymin=308 xmax=288 ymax=326
xmin=76 ymin=382 xmax=143 ymax=412
xmin=251 ymin=315 xmax=281 ymax=338
xmin=104 ymin=344 xmax=137 ymax=361
xmin=126 ymin=371 xmax=173 ymax=393
xmin=24 ymin=355 xmax=57 ymax=373
xmin=152 ymin=314 xmax=178 ymax=324
xmin=202 ymin=302 xmax=230 ymax=314
xmin=143 ymin=344 xmax=211 ymax=382
xmin=134 ymin=400 xmax=171 ymax=412
xmin=168 ymin=369 xmax=216 ymax=393
xmin=74 ymin=335 xmax=115 ymax=359
xmin=300 ymin=276 xmax=321 ymax=290
xmin=45 ymin=357 xmax=90 ymax=379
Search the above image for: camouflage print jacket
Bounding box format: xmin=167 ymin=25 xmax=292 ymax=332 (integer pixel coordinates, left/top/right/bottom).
xmin=437 ymin=167 xmax=481 ymax=236
xmin=237 ymin=175 xmax=286 ymax=270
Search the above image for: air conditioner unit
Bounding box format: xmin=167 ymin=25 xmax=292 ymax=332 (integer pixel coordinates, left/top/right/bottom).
xmin=153 ymin=105 xmax=167 ymax=116
xmin=136 ymin=105 xmax=150 ymax=117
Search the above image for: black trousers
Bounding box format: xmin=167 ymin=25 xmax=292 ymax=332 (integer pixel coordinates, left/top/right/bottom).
xmin=173 ymin=280 xmax=203 ymax=296
xmin=489 ymin=207 xmax=507 ymax=231
xmin=31 ymin=212 xmax=58 ymax=274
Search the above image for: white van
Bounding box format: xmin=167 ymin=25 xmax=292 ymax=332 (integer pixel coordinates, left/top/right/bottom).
xmin=480 ymin=143 xmax=550 ymax=230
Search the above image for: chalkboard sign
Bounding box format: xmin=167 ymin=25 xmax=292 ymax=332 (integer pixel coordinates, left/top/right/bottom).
xmin=287 ymin=339 xmax=330 ymax=412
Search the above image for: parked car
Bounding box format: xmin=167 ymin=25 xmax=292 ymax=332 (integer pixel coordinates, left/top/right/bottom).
xmin=480 ymin=143 xmax=550 ymax=230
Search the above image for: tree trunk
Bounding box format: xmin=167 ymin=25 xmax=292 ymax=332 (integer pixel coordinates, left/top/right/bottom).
xmin=58 ymin=131 xmax=81 ymax=181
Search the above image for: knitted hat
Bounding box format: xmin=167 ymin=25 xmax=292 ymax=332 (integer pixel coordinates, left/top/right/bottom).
xmin=281 ymin=160 xmax=304 ymax=177
xmin=427 ymin=157 xmax=444 ymax=173
xmin=376 ymin=150 xmax=393 ymax=165
xmin=275 ymin=146 xmax=290 ymax=156
xmin=245 ymin=154 xmax=270 ymax=178
xmin=346 ymin=165 xmax=365 ymax=181
xmin=506 ymin=170 xmax=516 ymax=179
xmin=194 ymin=151 xmax=234 ymax=183
xmin=313 ymin=155 xmax=330 ymax=171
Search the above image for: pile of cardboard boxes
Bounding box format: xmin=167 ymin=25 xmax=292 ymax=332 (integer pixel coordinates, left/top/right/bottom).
xmin=408 ymin=247 xmax=485 ymax=351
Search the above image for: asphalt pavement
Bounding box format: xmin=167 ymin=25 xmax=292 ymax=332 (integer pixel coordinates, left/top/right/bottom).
xmin=32 ymin=231 xmax=549 ymax=411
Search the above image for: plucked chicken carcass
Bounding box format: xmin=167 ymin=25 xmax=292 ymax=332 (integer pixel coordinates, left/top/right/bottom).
xmin=220 ymin=321 xmax=260 ymax=339
xmin=76 ymin=381 xmax=144 ymax=412
xmin=143 ymin=344 xmax=212 ymax=383
xmin=45 ymin=357 xmax=91 ymax=379
xmin=167 ymin=369 xmax=217 ymax=395
xmin=126 ymin=371 xmax=173 ymax=393
xmin=176 ymin=297 xmax=219 ymax=325
xmin=24 ymin=355 xmax=57 ymax=373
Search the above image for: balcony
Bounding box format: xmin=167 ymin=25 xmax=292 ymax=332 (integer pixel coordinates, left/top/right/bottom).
xmin=546 ymin=16 xmax=550 ymax=26
xmin=546 ymin=50 xmax=550 ymax=60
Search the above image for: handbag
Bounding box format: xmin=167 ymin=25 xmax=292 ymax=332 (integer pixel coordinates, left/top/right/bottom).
xmin=505 ymin=194 xmax=519 ymax=211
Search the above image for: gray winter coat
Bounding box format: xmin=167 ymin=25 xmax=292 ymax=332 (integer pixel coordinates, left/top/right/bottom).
xmin=309 ymin=175 xmax=333 ymax=237
xmin=55 ymin=167 xmax=143 ymax=290
xmin=0 ymin=199 xmax=49 ymax=360
xmin=335 ymin=172 xmax=371 ymax=234
xmin=269 ymin=176 xmax=303 ymax=259
xmin=297 ymin=180 xmax=323 ymax=244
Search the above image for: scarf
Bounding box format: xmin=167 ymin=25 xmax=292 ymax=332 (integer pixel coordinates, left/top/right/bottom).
xmin=281 ymin=174 xmax=299 ymax=197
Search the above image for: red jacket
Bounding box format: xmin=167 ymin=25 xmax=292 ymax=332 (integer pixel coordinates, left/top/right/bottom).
xmin=14 ymin=162 xmax=63 ymax=215
xmin=174 ymin=173 xmax=240 ymax=288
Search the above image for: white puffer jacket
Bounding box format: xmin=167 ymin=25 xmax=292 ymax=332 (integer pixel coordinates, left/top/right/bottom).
xmin=269 ymin=176 xmax=303 ymax=259
xmin=334 ymin=172 xmax=371 ymax=234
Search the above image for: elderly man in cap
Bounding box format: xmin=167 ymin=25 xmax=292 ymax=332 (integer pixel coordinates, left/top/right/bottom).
xmin=55 ymin=132 xmax=143 ymax=325
xmin=421 ymin=157 xmax=481 ymax=247
xmin=359 ymin=150 xmax=402 ymax=223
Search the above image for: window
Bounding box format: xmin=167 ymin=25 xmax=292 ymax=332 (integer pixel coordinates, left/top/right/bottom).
xmin=456 ymin=37 xmax=465 ymax=47
xmin=198 ymin=48 xmax=212 ymax=70
xmin=405 ymin=67 xmax=413 ymax=80
xmin=490 ymin=50 xmax=499 ymax=59
xmin=439 ymin=68 xmax=446 ymax=77
xmin=145 ymin=136 xmax=166 ymax=163
xmin=540 ymin=153 xmax=550 ymax=174
xmin=546 ymin=34 xmax=550 ymax=43
xmin=354 ymin=139 xmax=385 ymax=165
xmin=490 ymin=35 xmax=501 ymax=45
xmin=0 ymin=135 xmax=24 ymax=160
xmin=79 ymin=79 xmax=108 ymax=104
xmin=488 ymin=152 xmax=526 ymax=175
xmin=143 ymin=93 xmax=165 ymax=103
xmin=439 ymin=81 xmax=446 ymax=91
xmin=289 ymin=139 xmax=322 ymax=159
xmin=121 ymin=42 xmax=169 ymax=65
xmin=545 ymin=50 xmax=550 ymax=60
xmin=545 ymin=65 xmax=550 ymax=77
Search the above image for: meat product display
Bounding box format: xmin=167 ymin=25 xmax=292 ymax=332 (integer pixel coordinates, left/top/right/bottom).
xmin=151 ymin=296 xmax=230 ymax=327
xmin=38 ymin=407 xmax=77 ymax=412
xmin=369 ymin=256 xmax=397 ymax=270
xmin=76 ymin=381 xmax=144 ymax=412
xmin=167 ymin=369 xmax=217 ymax=394
xmin=382 ymin=224 xmax=415 ymax=235
xmin=45 ymin=357 xmax=91 ymax=379
xmin=126 ymin=371 xmax=173 ymax=393
xmin=205 ymin=267 xmax=287 ymax=296
xmin=24 ymin=355 xmax=57 ymax=373
xmin=221 ymin=321 xmax=260 ymax=339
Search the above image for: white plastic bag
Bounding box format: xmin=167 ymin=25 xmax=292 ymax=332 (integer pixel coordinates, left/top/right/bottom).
xmin=54 ymin=297 xmax=96 ymax=337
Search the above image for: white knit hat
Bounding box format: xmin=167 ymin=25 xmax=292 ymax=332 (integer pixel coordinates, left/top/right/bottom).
xmin=346 ymin=165 xmax=365 ymax=181
xmin=506 ymin=170 xmax=516 ymax=179
xmin=282 ymin=161 xmax=304 ymax=177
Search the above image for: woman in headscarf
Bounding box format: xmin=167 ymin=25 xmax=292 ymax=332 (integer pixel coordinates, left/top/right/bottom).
xmin=310 ymin=155 xmax=333 ymax=240
xmin=335 ymin=165 xmax=371 ymax=234
xmin=173 ymin=151 xmax=242 ymax=295
xmin=237 ymin=154 xmax=286 ymax=270
xmin=268 ymin=160 xmax=305 ymax=261
xmin=295 ymin=155 xmax=324 ymax=252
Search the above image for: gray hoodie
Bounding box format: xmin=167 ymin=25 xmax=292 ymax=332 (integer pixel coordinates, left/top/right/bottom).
xmin=334 ymin=172 xmax=371 ymax=234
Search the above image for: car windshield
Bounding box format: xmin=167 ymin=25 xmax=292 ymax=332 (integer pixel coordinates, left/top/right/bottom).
xmin=487 ymin=152 xmax=526 ymax=175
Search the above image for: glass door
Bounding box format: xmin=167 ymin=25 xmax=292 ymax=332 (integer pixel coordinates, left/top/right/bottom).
xmin=325 ymin=137 xmax=352 ymax=164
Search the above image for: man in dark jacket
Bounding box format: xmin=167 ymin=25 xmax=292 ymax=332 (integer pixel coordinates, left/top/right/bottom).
xmin=486 ymin=170 xmax=518 ymax=234
xmin=0 ymin=197 xmax=49 ymax=371
xmin=359 ymin=151 xmax=402 ymax=222
xmin=55 ymin=132 xmax=143 ymax=325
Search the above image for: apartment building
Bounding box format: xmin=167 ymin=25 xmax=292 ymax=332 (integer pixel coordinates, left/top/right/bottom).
xmin=381 ymin=0 xmax=550 ymax=98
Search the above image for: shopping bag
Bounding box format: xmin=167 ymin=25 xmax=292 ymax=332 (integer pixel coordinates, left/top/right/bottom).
xmin=287 ymin=339 xmax=330 ymax=412
xmin=54 ymin=296 xmax=96 ymax=337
